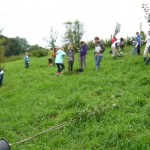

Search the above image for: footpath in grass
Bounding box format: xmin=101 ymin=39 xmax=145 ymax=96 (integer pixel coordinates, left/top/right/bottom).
xmin=0 ymin=47 xmax=150 ymax=150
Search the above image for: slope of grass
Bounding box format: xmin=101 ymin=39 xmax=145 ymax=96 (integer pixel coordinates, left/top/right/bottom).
xmin=0 ymin=46 xmax=150 ymax=150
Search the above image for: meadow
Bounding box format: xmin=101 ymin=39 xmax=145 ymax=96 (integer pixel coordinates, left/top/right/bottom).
xmin=0 ymin=46 xmax=150 ymax=150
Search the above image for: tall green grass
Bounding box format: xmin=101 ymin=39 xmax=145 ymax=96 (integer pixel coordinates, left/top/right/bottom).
xmin=0 ymin=46 xmax=150 ymax=150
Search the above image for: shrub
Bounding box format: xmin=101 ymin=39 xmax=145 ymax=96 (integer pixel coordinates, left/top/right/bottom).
xmin=31 ymin=49 xmax=48 ymax=57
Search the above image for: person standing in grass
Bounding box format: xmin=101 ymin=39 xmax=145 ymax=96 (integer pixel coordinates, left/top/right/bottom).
xmin=78 ymin=41 xmax=88 ymax=70
xmin=67 ymin=44 xmax=74 ymax=72
xmin=48 ymin=49 xmax=53 ymax=66
xmin=55 ymin=47 xmax=66 ymax=76
xmin=111 ymin=38 xmax=124 ymax=59
xmin=0 ymin=69 xmax=4 ymax=87
xmin=94 ymin=37 xmax=105 ymax=70
xmin=136 ymin=32 xmax=141 ymax=55
xmin=24 ymin=52 xmax=30 ymax=68
xmin=144 ymin=31 xmax=150 ymax=64
xmin=52 ymin=48 xmax=57 ymax=66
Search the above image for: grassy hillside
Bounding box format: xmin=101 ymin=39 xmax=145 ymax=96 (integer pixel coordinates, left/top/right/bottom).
xmin=0 ymin=46 xmax=150 ymax=150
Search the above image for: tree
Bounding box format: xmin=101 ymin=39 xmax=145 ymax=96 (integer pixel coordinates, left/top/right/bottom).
xmin=4 ymin=37 xmax=29 ymax=56
xmin=44 ymin=27 xmax=57 ymax=49
xmin=73 ymin=20 xmax=84 ymax=48
xmin=63 ymin=20 xmax=84 ymax=49
xmin=0 ymin=30 xmax=5 ymax=64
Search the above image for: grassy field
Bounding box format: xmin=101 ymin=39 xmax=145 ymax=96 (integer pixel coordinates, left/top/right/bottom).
xmin=0 ymin=46 xmax=150 ymax=150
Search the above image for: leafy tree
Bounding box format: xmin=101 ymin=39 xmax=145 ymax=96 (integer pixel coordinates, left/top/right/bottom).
xmin=44 ymin=27 xmax=57 ymax=49
xmin=63 ymin=20 xmax=84 ymax=50
xmin=4 ymin=37 xmax=29 ymax=56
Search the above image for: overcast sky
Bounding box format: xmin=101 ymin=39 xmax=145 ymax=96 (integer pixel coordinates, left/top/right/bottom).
xmin=0 ymin=0 xmax=149 ymax=47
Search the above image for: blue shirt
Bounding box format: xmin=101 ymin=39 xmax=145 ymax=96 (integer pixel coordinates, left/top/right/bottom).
xmin=136 ymin=35 xmax=141 ymax=44
xmin=55 ymin=50 xmax=66 ymax=64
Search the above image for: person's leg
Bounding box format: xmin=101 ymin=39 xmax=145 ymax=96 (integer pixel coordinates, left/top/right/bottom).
xmin=70 ymin=61 xmax=74 ymax=72
xmin=96 ymin=55 xmax=103 ymax=70
xmin=95 ymin=55 xmax=98 ymax=70
xmin=60 ymin=64 xmax=65 ymax=73
xmin=112 ymin=48 xmax=116 ymax=59
xmin=137 ymin=44 xmax=140 ymax=55
xmin=80 ymin=56 xmax=83 ymax=69
xmin=0 ymin=74 xmax=4 ymax=87
xmin=143 ymin=47 xmax=148 ymax=62
xmin=56 ymin=63 xmax=61 ymax=73
xmin=83 ymin=55 xmax=86 ymax=69
xmin=68 ymin=61 xmax=71 ymax=72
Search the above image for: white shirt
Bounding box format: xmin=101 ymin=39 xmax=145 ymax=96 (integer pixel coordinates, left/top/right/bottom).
xmin=145 ymin=35 xmax=150 ymax=47
xmin=95 ymin=45 xmax=102 ymax=53
xmin=111 ymin=40 xmax=120 ymax=48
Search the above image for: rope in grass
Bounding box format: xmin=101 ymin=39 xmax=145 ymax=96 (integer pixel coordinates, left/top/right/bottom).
xmin=10 ymin=120 xmax=73 ymax=146
xmin=8 ymin=104 xmax=117 ymax=147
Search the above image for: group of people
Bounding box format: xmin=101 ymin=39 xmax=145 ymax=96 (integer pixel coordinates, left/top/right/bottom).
xmin=0 ymin=31 xmax=150 ymax=87
xmin=46 ymin=38 xmax=106 ymax=76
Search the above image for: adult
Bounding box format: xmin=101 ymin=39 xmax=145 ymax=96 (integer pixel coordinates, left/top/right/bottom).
xmin=94 ymin=37 xmax=105 ymax=70
xmin=78 ymin=41 xmax=88 ymax=70
xmin=111 ymin=38 xmax=124 ymax=59
xmin=112 ymin=36 xmax=117 ymax=44
xmin=136 ymin=32 xmax=141 ymax=55
xmin=144 ymin=31 xmax=150 ymax=64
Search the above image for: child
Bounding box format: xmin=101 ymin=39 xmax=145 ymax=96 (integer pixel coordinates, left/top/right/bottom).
xmin=55 ymin=47 xmax=66 ymax=76
xmin=48 ymin=49 xmax=53 ymax=66
xmin=0 ymin=69 xmax=4 ymax=87
xmin=94 ymin=37 xmax=105 ymax=70
xmin=78 ymin=41 xmax=88 ymax=70
xmin=67 ymin=44 xmax=74 ymax=72
xmin=52 ymin=48 xmax=57 ymax=66
xmin=24 ymin=52 xmax=30 ymax=68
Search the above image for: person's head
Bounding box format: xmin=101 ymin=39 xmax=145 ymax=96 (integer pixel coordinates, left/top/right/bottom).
xmin=148 ymin=31 xmax=150 ymax=36
xmin=136 ymin=32 xmax=139 ymax=36
xmin=80 ymin=41 xmax=85 ymax=46
xmin=25 ymin=52 xmax=28 ymax=56
xmin=94 ymin=37 xmax=100 ymax=44
xmin=60 ymin=47 xmax=64 ymax=51
xmin=120 ymin=38 xmax=124 ymax=42
xmin=68 ymin=44 xmax=73 ymax=50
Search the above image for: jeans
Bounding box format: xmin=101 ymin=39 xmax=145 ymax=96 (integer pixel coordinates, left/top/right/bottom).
xmin=95 ymin=55 xmax=103 ymax=70
xmin=56 ymin=63 xmax=65 ymax=73
xmin=80 ymin=55 xmax=86 ymax=69
xmin=0 ymin=74 xmax=4 ymax=87
xmin=25 ymin=62 xmax=29 ymax=68
xmin=137 ymin=44 xmax=141 ymax=55
xmin=68 ymin=61 xmax=74 ymax=72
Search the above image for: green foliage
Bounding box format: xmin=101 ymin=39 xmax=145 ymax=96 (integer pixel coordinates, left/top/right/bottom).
xmin=44 ymin=27 xmax=57 ymax=49
xmin=31 ymin=49 xmax=48 ymax=57
xmin=63 ymin=20 xmax=84 ymax=48
xmin=0 ymin=46 xmax=150 ymax=149
xmin=29 ymin=44 xmax=45 ymax=51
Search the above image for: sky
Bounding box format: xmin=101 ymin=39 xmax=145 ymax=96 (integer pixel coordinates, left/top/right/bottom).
xmin=0 ymin=0 xmax=150 ymax=47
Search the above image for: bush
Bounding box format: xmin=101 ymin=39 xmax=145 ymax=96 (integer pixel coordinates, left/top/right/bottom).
xmin=31 ymin=49 xmax=48 ymax=57
xmin=0 ymin=45 xmax=5 ymax=63
xmin=4 ymin=55 xmax=23 ymax=62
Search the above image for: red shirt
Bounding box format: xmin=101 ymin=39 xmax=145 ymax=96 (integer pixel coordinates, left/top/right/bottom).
xmin=112 ymin=37 xmax=117 ymax=44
